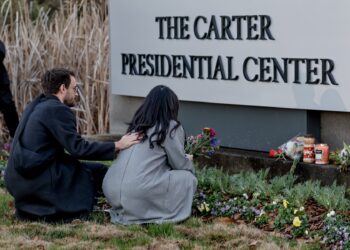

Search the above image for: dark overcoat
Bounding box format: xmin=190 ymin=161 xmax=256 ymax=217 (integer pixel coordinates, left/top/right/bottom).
xmin=0 ymin=40 xmax=10 ymax=85
xmin=5 ymin=94 xmax=115 ymax=219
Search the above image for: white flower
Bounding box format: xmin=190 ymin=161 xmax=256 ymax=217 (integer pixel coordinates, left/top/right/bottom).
xmin=340 ymin=148 xmax=350 ymax=159
xmin=233 ymin=197 xmax=238 ymax=201
xmin=299 ymin=206 xmax=305 ymax=211
xmin=243 ymin=193 xmax=249 ymax=200
xmin=272 ymin=201 xmax=277 ymax=205
xmin=305 ymin=230 xmax=309 ymax=235
xmin=294 ymin=209 xmax=298 ymax=214
xmin=327 ymin=210 xmax=336 ymax=217
xmin=259 ymin=209 xmax=265 ymax=216
xmin=253 ymin=192 xmax=260 ymax=198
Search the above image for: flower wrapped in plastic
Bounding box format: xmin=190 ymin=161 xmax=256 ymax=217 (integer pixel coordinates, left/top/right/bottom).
xmin=185 ymin=127 xmax=220 ymax=158
xmin=269 ymin=135 xmax=305 ymax=173
xmin=278 ymin=135 xmax=305 ymax=161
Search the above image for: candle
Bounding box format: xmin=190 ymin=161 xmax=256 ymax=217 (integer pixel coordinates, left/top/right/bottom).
xmin=314 ymin=144 xmax=329 ymax=164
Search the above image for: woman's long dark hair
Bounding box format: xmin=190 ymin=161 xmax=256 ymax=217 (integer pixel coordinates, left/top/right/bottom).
xmin=127 ymin=85 xmax=181 ymax=148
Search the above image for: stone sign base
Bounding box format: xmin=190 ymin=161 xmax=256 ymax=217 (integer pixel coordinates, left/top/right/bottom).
xmin=197 ymin=148 xmax=348 ymax=188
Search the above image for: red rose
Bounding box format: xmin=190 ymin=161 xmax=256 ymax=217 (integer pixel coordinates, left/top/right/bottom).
xmin=269 ymin=149 xmax=278 ymax=158
xmin=269 ymin=149 xmax=281 ymax=158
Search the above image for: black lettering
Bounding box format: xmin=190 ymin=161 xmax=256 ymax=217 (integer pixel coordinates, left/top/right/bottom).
xmin=227 ymin=56 xmax=239 ymax=80
xmin=247 ymin=15 xmax=259 ymax=40
xmin=180 ymin=16 xmax=190 ymax=39
xmin=166 ymin=16 xmax=178 ymax=39
xmin=272 ymin=58 xmax=288 ymax=83
xmin=160 ymin=55 xmax=172 ymax=77
xmin=243 ymin=57 xmax=258 ymax=81
xmin=207 ymin=16 xmax=220 ymax=40
xmin=260 ymin=15 xmax=275 ymax=40
xmin=321 ymin=59 xmax=338 ymax=85
xmin=207 ymin=56 xmax=213 ymax=79
xmin=288 ymin=58 xmax=306 ymax=84
xmin=129 ymin=54 xmax=138 ymax=75
xmin=306 ymin=59 xmax=320 ymax=84
xmin=194 ymin=16 xmax=207 ymax=40
xmin=183 ymin=56 xmax=194 ymax=78
xmin=232 ymin=16 xmax=246 ymax=40
xmin=155 ymin=17 xmax=167 ymax=39
xmin=220 ymin=16 xmax=234 ymax=40
xmin=172 ymin=55 xmax=182 ymax=78
xmin=154 ymin=54 xmax=160 ymax=76
xmin=145 ymin=54 xmax=155 ymax=75
xmin=259 ymin=57 xmax=272 ymax=82
xmin=121 ymin=53 xmax=129 ymax=75
xmin=212 ymin=56 xmax=226 ymax=80
xmin=138 ymin=54 xmax=147 ymax=75
xmin=193 ymin=56 xmax=205 ymax=79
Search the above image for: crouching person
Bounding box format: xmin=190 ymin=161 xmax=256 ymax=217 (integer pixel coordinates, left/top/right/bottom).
xmin=5 ymin=68 xmax=140 ymax=222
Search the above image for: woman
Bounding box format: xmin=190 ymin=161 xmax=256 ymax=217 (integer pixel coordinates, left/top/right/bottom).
xmin=103 ymin=85 xmax=197 ymax=225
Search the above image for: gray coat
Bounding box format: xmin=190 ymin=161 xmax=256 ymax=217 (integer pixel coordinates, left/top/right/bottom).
xmin=102 ymin=121 xmax=197 ymax=224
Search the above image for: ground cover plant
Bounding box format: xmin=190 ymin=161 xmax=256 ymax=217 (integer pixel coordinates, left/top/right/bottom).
xmin=193 ymin=167 xmax=350 ymax=249
xmin=0 ymin=190 xmax=312 ymax=249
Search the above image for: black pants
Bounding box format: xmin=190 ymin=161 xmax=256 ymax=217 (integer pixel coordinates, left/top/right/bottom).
xmin=0 ymin=84 xmax=19 ymax=137
xmin=82 ymin=162 xmax=108 ymax=200
xmin=16 ymin=162 xmax=108 ymax=223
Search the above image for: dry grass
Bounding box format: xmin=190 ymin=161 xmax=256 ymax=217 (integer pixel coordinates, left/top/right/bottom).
xmin=0 ymin=189 xmax=315 ymax=250
xmin=0 ymin=219 xmax=310 ymax=250
xmin=0 ymin=0 xmax=110 ymax=141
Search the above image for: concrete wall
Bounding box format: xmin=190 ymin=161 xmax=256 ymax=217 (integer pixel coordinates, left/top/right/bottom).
xmin=321 ymin=112 xmax=350 ymax=150
xmin=110 ymin=95 xmax=350 ymax=151
xmin=110 ymin=95 xmax=143 ymax=135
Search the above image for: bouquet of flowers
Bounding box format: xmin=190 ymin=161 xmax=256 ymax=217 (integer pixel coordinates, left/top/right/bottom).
xmin=278 ymin=135 xmax=305 ymax=161
xmin=329 ymin=143 xmax=350 ymax=171
xmin=185 ymin=127 xmax=220 ymax=158
xmin=269 ymin=135 xmax=305 ymax=173
xmin=269 ymin=136 xmax=304 ymax=160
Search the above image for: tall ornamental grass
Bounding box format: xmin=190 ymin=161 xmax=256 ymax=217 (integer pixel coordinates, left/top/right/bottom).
xmin=0 ymin=0 xmax=110 ymax=141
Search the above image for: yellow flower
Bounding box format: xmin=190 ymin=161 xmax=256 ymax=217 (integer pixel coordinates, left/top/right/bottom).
xmin=283 ymin=200 xmax=289 ymax=208
xmin=204 ymin=202 xmax=210 ymax=212
xmin=293 ymin=216 xmax=302 ymax=227
xmin=198 ymin=202 xmax=210 ymax=213
xmin=197 ymin=203 xmax=204 ymax=212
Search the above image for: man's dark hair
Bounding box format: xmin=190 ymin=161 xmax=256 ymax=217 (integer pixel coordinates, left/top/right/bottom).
xmin=127 ymin=85 xmax=180 ymax=148
xmin=42 ymin=68 xmax=75 ymax=95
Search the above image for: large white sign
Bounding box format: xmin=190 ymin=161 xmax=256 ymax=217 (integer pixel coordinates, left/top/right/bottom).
xmin=110 ymin=0 xmax=350 ymax=112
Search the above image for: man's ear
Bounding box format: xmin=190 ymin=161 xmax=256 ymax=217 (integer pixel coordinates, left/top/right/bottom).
xmin=59 ymin=84 xmax=66 ymax=93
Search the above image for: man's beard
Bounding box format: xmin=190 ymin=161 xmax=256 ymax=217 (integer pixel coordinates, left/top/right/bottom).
xmin=64 ymin=95 xmax=79 ymax=107
xmin=64 ymin=100 xmax=75 ymax=107
xmin=64 ymin=97 xmax=76 ymax=107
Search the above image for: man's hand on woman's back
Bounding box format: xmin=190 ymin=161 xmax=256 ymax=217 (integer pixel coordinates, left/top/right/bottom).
xmin=114 ymin=133 xmax=142 ymax=151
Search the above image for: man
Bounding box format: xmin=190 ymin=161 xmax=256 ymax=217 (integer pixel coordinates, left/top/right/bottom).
xmin=5 ymin=68 xmax=140 ymax=222
xmin=0 ymin=40 xmax=19 ymax=138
